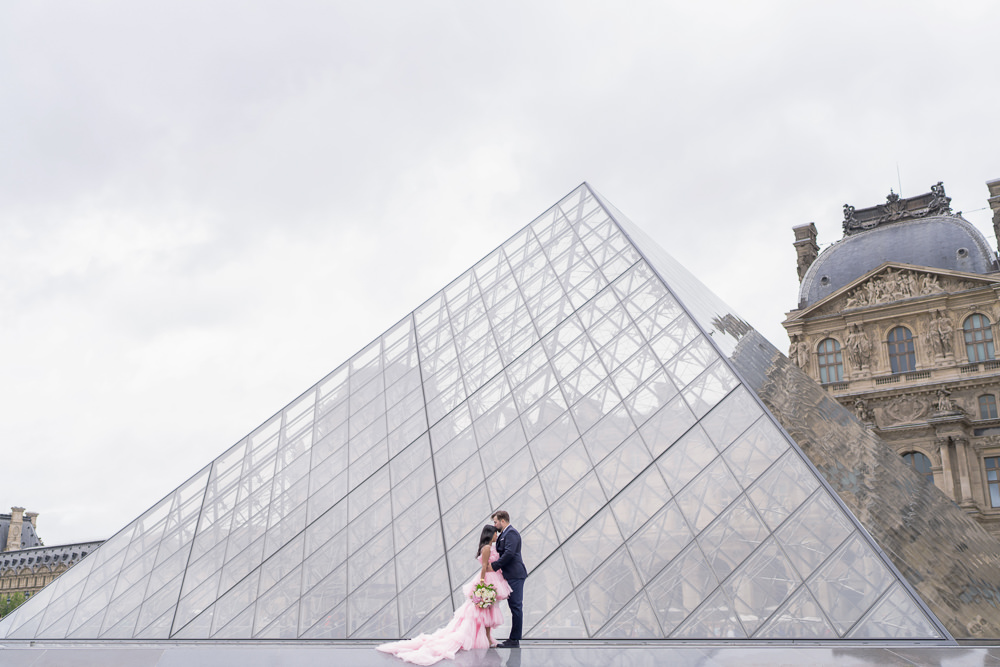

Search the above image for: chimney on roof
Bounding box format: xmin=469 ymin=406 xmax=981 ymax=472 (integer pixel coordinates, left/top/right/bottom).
xmin=5 ymin=507 xmax=24 ymax=552
xmin=25 ymin=512 xmax=38 ymax=530
xmin=987 ymin=178 xmax=1000 ymax=253
xmin=793 ymin=223 xmax=819 ymax=283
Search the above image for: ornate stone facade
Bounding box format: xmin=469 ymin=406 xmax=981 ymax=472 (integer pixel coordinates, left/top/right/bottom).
xmin=785 ymin=181 xmax=1000 ymax=539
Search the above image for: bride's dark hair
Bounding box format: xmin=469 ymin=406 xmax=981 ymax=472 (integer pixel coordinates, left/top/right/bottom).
xmin=477 ymin=524 xmax=498 ymax=556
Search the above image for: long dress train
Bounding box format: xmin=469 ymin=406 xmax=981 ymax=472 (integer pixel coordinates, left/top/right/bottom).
xmin=377 ymin=547 xmax=512 ymax=666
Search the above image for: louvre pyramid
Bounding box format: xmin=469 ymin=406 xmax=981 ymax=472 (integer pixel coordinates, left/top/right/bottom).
xmin=0 ymin=184 xmax=951 ymax=641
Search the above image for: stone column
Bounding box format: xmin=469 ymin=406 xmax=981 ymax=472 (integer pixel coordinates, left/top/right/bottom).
xmin=5 ymin=507 xmax=24 ymax=552
xmin=955 ymin=437 xmax=975 ymax=506
xmin=937 ymin=438 xmax=957 ymax=500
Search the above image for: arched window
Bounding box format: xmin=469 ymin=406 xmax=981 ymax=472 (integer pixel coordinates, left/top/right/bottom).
xmin=964 ymin=314 xmax=995 ymax=362
xmin=902 ymin=451 xmax=934 ymax=483
xmin=980 ymin=395 xmax=998 ymax=420
xmin=816 ymin=338 xmax=844 ymax=384
xmin=887 ymin=326 xmax=916 ymax=373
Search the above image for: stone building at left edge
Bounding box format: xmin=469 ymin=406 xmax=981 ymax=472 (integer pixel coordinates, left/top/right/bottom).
xmin=784 ymin=178 xmax=1000 ymax=539
xmin=0 ymin=507 xmax=103 ymax=605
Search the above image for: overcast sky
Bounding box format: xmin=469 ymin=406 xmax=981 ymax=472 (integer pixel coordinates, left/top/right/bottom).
xmin=2 ymin=1 xmax=997 ymax=546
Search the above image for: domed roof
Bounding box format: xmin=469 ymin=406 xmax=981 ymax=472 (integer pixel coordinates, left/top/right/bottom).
xmin=799 ymin=214 xmax=997 ymax=308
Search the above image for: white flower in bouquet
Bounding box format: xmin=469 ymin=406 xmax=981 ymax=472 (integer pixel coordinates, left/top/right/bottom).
xmin=471 ymin=582 xmax=497 ymax=609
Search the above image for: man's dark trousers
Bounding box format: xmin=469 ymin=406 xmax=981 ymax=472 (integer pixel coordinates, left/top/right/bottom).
xmin=507 ymin=577 xmax=525 ymax=641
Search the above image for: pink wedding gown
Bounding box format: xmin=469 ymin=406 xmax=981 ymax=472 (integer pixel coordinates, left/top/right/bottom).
xmin=377 ymin=547 xmax=513 ymax=666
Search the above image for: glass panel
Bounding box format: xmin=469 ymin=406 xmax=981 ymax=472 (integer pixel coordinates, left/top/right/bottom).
xmin=775 ymin=491 xmax=853 ymax=580
xmin=504 ymin=475 xmax=549 ymax=530
xmin=675 ymin=458 xmax=742 ymax=533
xmin=623 ymin=370 xmax=679 ymax=426
xmin=754 ymin=586 xmax=837 ymax=639
xmin=846 ymin=583 xmax=942 ymax=639
xmin=302 ymin=529 xmax=347 ymax=593
xmin=646 ymin=543 xmax=719 ymax=636
xmin=561 ymin=508 xmax=622 ymax=585
xmin=610 ymin=345 xmax=661 ymax=398
xmin=610 ymin=465 xmax=672 ymax=539
xmin=539 ymin=440 xmax=593 ymax=503
xmin=682 ymin=361 xmax=739 ymax=419
xmin=722 ymin=418 xmax=790 ymax=488
xmin=570 ymin=378 xmax=619 ymax=436
xmin=432 ymin=426 xmax=478 ymax=481
xmin=581 ymin=403 xmax=636 ymax=465
xmin=347 ymin=560 xmax=396 ymax=637
xmin=437 ymin=452 xmax=485 ymax=510
xmin=697 ymin=495 xmax=769 ymax=582
xmin=347 ymin=493 xmax=392 ymax=554
xmin=440 ymin=485 xmax=491 ymax=550
xmin=747 ymin=450 xmax=819 ymax=529
xmin=576 ymin=547 xmax=642 ymax=634
xmin=521 ymin=510 xmax=559 ymax=571
xmin=637 ymin=395 xmax=696 ymax=458
xmin=597 ymin=592 xmax=662 ymax=638
xmin=395 ymin=521 xmax=445 ymax=592
xmin=807 ymin=534 xmax=895 ymax=636
xmin=724 ymin=538 xmax=801 ymax=636
xmin=527 ymin=412 xmax=579 ymax=471
xmin=627 ymin=501 xmax=692 ymax=583
xmin=671 ymin=587 xmax=746 ymax=639
xmin=656 ymin=425 xmax=716 ymax=493
xmin=348 ymin=527 xmax=394 ymax=593
xmin=529 ymin=590 xmax=588 ymax=639
xmin=487 ymin=445 xmax=537 ymax=508
xmin=479 ymin=420 xmax=528 ymax=472
xmin=523 ymin=551 xmax=574 ymax=634
xmin=550 ymin=472 xmax=606 ymax=541
xmin=397 ymin=561 xmax=450 ymax=635
xmin=298 ymin=565 xmax=347 ymax=638
xmin=595 ymin=432 xmax=652 ymax=498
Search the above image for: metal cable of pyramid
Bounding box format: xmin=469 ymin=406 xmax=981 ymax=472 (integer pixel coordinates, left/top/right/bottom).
xmin=5 ymin=183 xmax=1000 ymax=643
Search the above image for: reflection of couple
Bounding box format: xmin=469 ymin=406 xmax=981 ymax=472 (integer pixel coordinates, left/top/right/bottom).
xmin=378 ymin=510 xmax=527 ymax=665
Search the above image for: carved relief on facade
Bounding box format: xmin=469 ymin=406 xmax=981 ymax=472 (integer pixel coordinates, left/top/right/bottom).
xmin=844 ymin=269 xmax=944 ymax=308
xmin=975 ymin=435 xmax=1000 ymax=452
xmin=880 ymin=394 xmax=929 ymax=426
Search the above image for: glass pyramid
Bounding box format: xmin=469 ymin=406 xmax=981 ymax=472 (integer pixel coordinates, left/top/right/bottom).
xmin=0 ymin=184 xmax=949 ymax=641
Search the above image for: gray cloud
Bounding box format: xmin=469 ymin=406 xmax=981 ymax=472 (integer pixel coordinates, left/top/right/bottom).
xmin=1 ymin=0 xmax=997 ymax=544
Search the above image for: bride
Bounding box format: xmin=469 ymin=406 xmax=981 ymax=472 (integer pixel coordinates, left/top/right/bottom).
xmin=377 ymin=525 xmax=513 ymax=665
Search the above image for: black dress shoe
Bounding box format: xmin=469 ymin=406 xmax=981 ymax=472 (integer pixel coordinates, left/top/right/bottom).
xmin=497 ymin=639 xmax=520 ymax=648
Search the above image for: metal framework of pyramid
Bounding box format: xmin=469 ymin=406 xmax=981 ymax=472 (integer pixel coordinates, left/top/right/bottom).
xmin=0 ymin=184 xmax=952 ymax=641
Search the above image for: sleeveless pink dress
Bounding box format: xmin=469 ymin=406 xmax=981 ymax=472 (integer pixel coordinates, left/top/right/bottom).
xmin=377 ymin=547 xmax=513 ymax=666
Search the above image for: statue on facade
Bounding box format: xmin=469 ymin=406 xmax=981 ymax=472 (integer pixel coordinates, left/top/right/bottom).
xmin=928 ymin=181 xmax=952 ymax=215
xmin=842 ymin=204 xmax=856 ymax=234
xmin=853 ymin=398 xmax=874 ymax=423
xmin=934 ymin=388 xmax=963 ymax=414
xmin=928 ymin=310 xmax=955 ymax=358
xmin=788 ymin=335 xmax=810 ymax=370
xmin=846 ymin=324 xmax=872 ymax=370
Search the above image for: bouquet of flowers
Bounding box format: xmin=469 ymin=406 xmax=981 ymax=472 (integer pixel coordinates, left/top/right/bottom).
xmin=471 ymin=581 xmax=497 ymax=609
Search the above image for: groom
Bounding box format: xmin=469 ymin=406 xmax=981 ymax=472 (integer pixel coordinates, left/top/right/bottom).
xmin=489 ymin=510 xmax=526 ymax=648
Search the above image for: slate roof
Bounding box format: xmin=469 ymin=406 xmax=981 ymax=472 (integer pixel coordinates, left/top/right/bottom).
xmin=798 ymin=214 xmax=998 ymax=308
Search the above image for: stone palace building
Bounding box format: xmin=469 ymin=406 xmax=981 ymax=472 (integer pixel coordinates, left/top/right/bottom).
xmin=0 ymin=507 xmax=102 ymax=605
xmin=784 ymin=178 xmax=1000 ymax=537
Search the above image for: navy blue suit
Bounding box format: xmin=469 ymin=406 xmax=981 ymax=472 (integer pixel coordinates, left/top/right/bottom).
xmin=493 ymin=525 xmax=527 ymax=641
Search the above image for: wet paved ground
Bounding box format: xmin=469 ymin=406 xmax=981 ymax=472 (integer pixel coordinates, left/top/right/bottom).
xmin=2 ymin=641 xmax=1000 ymax=666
